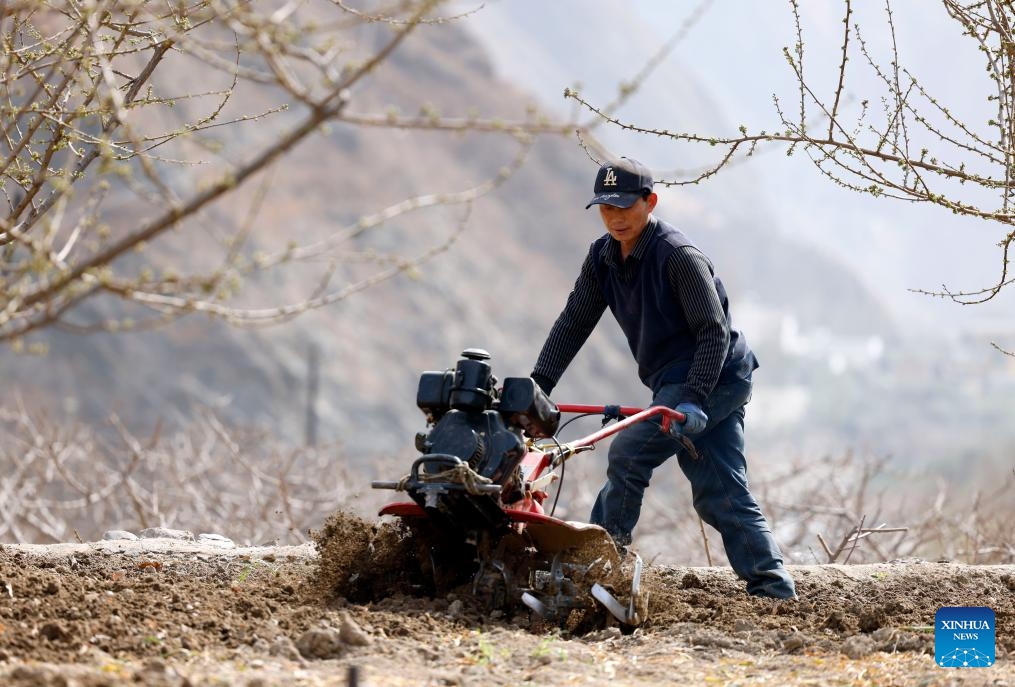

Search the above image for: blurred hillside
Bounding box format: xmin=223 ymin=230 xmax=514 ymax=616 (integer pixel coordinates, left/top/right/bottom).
xmin=2 ymin=3 xmax=1014 ymax=480
xmin=465 ymin=0 xmax=1015 ymax=470
xmin=468 ymin=0 xmax=1015 ymax=331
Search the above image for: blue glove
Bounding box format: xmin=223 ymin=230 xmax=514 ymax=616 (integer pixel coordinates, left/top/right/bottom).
xmin=674 ymin=402 xmax=708 ymax=435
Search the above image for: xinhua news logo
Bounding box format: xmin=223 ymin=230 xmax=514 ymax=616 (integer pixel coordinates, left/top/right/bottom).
xmin=935 ymin=607 xmax=995 ymax=668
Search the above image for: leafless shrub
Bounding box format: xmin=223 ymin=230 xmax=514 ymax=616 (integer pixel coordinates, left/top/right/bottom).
xmin=4 ymin=401 xmax=1009 ymax=565
xmin=0 ymin=402 xmax=377 ymax=544
xmin=760 ymin=452 xmax=1014 ymax=565
xmin=634 ymin=450 xmax=1015 ymax=567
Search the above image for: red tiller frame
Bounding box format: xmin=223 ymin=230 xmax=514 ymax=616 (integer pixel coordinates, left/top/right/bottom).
xmin=378 ymin=404 xmax=691 ymax=519
xmin=554 ymin=404 xmax=687 ymax=449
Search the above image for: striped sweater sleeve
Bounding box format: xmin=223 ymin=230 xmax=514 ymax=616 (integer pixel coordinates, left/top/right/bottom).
xmin=531 ymin=250 xmax=607 ymax=394
xmin=667 ymin=247 xmax=730 ymax=406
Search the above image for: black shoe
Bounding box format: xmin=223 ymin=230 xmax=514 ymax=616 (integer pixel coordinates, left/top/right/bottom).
xmin=750 ymin=590 xmax=798 ymax=601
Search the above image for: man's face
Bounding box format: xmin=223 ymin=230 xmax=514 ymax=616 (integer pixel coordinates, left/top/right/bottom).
xmin=598 ymin=193 xmax=657 ymax=247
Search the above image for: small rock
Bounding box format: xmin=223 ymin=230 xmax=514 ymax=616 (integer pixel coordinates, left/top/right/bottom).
xmin=141 ymin=658 xmax=168 ymax=674
xmin=447 ymin=600 xmax=464 ymax=618
xmin=871 ymin=627 xmax=896 ymax=643
xmin=680 ymin=572 xmax=703 ymax=589
xmin=822 ymin=611 xmax=853 ymax=632
xmin=198 ymin=533 xmax=236 ymax=548
xmin=295 ymin=628 xmax=344 ymax=660
xmin=83 ymin=646 xmax=114 ymax=663
xmin=585 ymin=627 xmax=621 ymax=642
xmin=9 ymin=666 xmax=50 ymax=683
xmin=339 ymin=613 xmax=372 ymax=647
xmin=269 ymin=635 xmax=302 ymax=661
xmin=103 ymin=530 xmax=139 ymax=541
xmin=858 ymin=608 xmax=886 ymax=632
xmin=842 ymin=635 xmax=875 ymax=659
xmin=733 ymin=619 xmax=753 ymax=633
xmin=39 ymin=622 xmax=67 ymax=642
xmin=782 ymin=633 xmax=805 ymax=652
xmin=140 ymin=527 xmax=195 ymax=541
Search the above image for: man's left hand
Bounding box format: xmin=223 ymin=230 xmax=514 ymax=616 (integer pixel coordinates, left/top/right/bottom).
xmin=675 ymin=402 xmax=708 ymax=435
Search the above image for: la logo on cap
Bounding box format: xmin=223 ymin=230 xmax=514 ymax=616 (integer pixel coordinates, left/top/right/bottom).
xmin=603 ymin=168 xmax=618 ymax=187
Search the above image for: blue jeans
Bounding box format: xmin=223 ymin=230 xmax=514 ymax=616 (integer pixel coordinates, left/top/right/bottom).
xmin=590 ymin=377 xmax=796 ymax=599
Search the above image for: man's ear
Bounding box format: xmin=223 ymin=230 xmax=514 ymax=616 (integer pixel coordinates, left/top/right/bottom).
xmin=646 ymin=192 xmax=659 ymax=211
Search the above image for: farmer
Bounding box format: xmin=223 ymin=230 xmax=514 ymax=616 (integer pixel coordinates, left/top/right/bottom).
xmin=530 ymin=157 xmax=796 ymax=600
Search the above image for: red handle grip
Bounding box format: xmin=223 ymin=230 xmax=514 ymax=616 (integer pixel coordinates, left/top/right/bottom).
xmin=555 ymin=404 xmax=687 ymax=448
xmin=555 ymin=404 xmax=646 ymax=416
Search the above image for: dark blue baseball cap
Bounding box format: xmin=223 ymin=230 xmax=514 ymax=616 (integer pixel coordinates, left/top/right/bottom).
xmin=585 ymin=157 xmax=654 ymax=209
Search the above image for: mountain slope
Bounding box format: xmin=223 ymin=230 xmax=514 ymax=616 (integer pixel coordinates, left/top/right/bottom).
xmin=1 ymin=8 xmax=923 ymax=461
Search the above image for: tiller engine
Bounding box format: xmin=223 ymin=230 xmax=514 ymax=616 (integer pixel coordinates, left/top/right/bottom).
xmin=372 ymin=349 xmax=687 ymax=630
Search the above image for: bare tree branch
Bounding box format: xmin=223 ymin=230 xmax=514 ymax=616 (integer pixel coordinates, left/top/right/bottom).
xmin=570 ymin=0 xmax=1015 ymax=306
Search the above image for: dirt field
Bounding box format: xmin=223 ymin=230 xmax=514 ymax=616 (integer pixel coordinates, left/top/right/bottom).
xmin=0 ymin=511 xmax=1011 ymax=686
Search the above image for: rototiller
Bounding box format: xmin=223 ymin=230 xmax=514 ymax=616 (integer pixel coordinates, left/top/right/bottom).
xmin=372 ymin=348 xmax=686 ymax=630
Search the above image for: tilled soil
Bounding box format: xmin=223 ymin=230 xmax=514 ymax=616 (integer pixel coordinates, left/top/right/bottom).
xmin=0 ymin=511 xmax=1012 ymax=686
